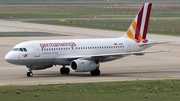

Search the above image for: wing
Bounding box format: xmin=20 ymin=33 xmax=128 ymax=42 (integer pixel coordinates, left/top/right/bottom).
xmin=67 ymin=49 xmax=169 ymax=61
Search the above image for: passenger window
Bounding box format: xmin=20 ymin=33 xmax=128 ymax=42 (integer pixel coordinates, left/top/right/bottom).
xmin=19 ymin=48 xmax=23 ymax=52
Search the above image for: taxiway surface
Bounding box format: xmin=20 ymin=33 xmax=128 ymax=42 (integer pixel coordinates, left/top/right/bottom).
xmin=0 ymin=20 xmax=180 ymax=85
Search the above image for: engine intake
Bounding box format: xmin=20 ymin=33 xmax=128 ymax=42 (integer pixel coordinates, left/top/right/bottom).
xmin=70 ymin=60 xmax=99 ymax=72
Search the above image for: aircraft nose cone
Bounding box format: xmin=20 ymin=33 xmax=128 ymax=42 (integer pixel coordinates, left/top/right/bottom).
xmin=5 ymin=52 xmax=23 ymax=65
xmin=5 ymin=52 xmax=12 ymax=63
xmin=5 ymin=52 xmax=17 ymax=64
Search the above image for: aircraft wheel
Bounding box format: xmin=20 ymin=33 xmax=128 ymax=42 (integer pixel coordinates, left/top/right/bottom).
xmin=60 ymin=68 xmax=65 ymax=74
xmin=60 ymin=67 xmax=70 ymax=74
xmin=27 ymin=72 xmax=33 ymax=77
xmin=65 ymin=68 xmax=70 ymax=74
xmin=90 ymin=68 xmax=100 ymax=76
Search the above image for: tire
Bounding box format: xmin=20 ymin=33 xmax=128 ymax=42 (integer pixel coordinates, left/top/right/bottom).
xmin=90 ymin=69 xmax=100 ymax=76
xmin=65 ymin=68 xmax=70 ymax=74
xmin=60 ymin=67 xmax=70 ymax=74
xmin=27 ymin=72 xmax=33 ymax=77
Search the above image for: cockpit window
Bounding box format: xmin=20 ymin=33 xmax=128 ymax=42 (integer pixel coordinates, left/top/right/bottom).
xmin=23 ymin=48 xmax=27 ymax=52
xmin=19 ymin=48 xmax=23 ymax=52
xmin=12 ymin=47 xmax=27 ymax=52
xmin=12 ymin=48 xmax=19 ymax=51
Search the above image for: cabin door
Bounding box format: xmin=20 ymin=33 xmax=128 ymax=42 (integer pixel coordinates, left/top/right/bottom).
xmin=32 ymin=43 xmax=40 ymax=57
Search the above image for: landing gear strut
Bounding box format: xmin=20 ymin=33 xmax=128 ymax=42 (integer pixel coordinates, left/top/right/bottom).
xmin=60 ymin=65 xmax=70 ymax=74
xmin=27 ymin=68 xmax=33 ymax=77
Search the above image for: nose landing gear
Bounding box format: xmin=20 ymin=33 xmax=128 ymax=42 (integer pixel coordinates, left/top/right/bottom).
xmin=27 ymin=68 xmax=33 ymax=77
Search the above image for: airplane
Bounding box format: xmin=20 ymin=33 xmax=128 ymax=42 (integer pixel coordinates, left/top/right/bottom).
xmin=5 ymin=3 xmax=166 ymax=77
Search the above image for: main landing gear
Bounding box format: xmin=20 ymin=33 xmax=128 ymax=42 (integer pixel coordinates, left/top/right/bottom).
xmin=27 ymin=68 xmax=33 ymax=77
xmin=90 ymin=68 xmax=100 ymax=76
xmin=60 ymin=65 xmax=70 ymax=74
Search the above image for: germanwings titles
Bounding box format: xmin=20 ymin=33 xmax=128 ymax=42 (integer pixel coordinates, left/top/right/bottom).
xmin=5 ymin=3 xmax=165 ymax=77
xmin=40 ymin=42 xmax=76 ymax=48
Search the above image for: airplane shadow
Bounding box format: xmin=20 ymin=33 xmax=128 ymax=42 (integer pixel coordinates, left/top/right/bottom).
xmin=30 ymin=70 xmax=180 ymax=78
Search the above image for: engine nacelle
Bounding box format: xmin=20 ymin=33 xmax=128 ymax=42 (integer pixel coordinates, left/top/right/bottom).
xmin=70 ymin=60 xmax=99 ymax=72
xmin=26 ymin=65 xmax=53 ymax=70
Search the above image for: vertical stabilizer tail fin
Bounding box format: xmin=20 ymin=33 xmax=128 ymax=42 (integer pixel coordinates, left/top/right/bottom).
xmin=122 ymin=3 xmax=152 ymax=43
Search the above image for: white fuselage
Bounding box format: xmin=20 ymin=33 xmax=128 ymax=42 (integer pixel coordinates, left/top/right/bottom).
xmin=5 ymin=37 xmax=154 ymax=66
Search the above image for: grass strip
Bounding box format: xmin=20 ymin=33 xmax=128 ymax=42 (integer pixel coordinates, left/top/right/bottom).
xmin=0 ymin=80 xmax=180 ymax=101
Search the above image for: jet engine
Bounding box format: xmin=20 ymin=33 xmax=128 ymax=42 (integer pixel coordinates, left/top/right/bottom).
xmin=26 ymin=65 xmax=53 ymax=70
xmin=70 ymin=60 xmax=99 ymax=72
